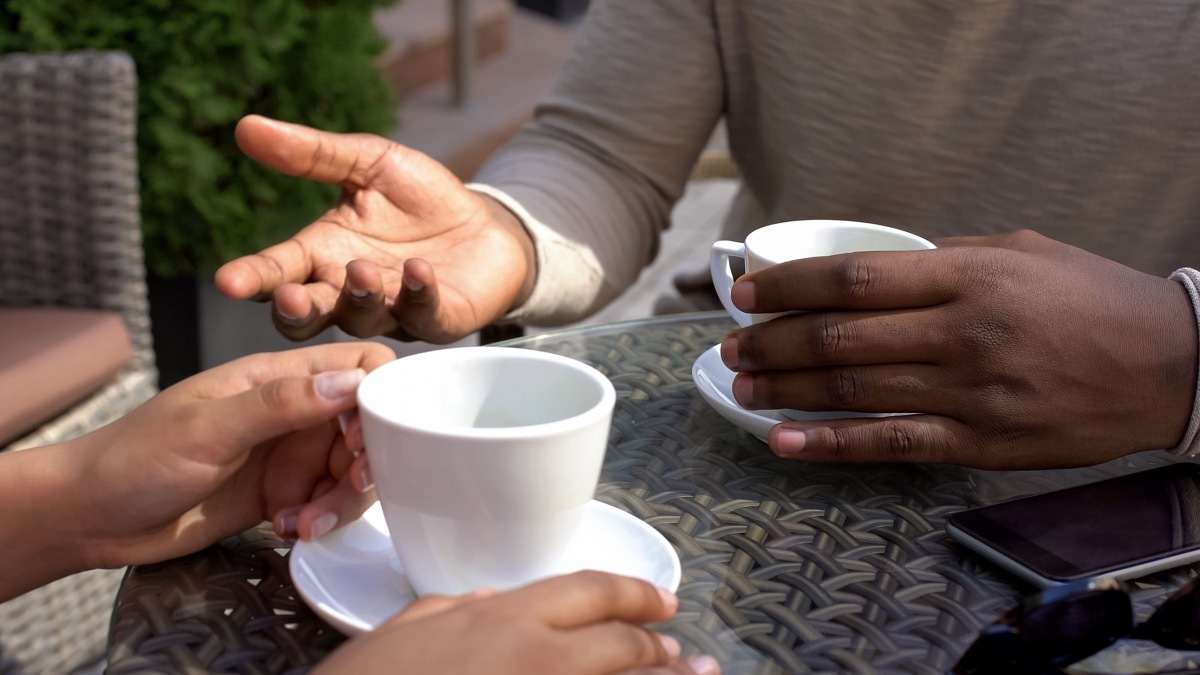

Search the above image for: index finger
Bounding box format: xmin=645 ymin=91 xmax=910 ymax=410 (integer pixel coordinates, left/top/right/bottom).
xmin=509 ymin=571 xmax=677 ymax=628
xmin=216 ymin=239 xmax=317 ymax=300
xmin=734 ymin=248 xmax=960 ymax=313
xmin=198 ymin=342 xmax=396 ymax=395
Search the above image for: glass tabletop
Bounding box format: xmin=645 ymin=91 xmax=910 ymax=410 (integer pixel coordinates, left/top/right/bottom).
xmin=108 ymin=312 xmax=1193 ymax=674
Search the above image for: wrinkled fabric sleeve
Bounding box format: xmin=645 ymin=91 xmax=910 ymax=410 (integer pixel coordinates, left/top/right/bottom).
xmin=472 ymin=0 xmax=724 ymax=326
xmin=1169 ymin=267 xmax=1200 ymax=456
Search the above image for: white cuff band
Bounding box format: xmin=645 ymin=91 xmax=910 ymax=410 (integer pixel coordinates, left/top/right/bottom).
xmin=466 ymin=183 xmax=604 ymax=325
xmin=1168 ymin=267 xmax=1200 ymax=456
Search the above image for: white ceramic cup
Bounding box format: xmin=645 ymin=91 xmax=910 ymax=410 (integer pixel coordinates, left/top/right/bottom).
xmin=710 ymin=219 xmax=935 ymax=420
xmin=357 ymin=346 xmax=616 ymax=596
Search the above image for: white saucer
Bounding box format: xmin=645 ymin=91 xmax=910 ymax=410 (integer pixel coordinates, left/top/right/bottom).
xmin=290 ymin=500 xmax=682 ymax=636
xmin=691 ymin=344 xmax=899 ymax=442
xmin=691 ymin=344 xmax=786 ymax=442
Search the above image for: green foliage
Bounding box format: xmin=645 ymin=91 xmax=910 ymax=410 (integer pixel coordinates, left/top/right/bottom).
xmin=0 ymin=0 xmax=398 ymax=276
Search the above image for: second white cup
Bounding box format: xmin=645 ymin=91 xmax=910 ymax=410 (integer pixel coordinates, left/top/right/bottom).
xmin=357 ymin=346 xmax=616 ymax=596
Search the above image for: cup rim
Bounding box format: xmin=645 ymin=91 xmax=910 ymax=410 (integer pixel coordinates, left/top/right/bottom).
xmin=356 ymin=346 xmax=617 ymax=440
xmin=744 ymin=219 xmax=936 ymax=264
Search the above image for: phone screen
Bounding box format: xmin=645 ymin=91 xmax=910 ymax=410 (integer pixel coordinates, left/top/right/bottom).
xmin=948 ymin=463 xmax=1200 ymax=582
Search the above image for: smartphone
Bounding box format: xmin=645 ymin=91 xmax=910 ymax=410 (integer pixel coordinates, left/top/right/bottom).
xmin=946 ymin=463 xmax=1200 ymax=588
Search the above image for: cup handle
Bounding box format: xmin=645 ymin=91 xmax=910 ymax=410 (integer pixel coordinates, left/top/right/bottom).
xmin=710 ymin=240 xmax=753 ymax=327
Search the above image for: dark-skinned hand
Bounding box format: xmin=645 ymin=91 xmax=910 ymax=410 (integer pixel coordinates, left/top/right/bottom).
xmin=722 ymin=230 xmax=1197 ymax=469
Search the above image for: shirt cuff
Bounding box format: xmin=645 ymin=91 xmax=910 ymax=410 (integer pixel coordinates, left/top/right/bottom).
xmin=466 ymin=183 xmax=604 ymax=325
xmin=1168 ymin=267 xmax=1200 ymax=456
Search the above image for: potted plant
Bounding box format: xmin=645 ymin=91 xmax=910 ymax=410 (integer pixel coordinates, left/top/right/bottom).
xmin=1 ymin=0 xmax=399 ymax=385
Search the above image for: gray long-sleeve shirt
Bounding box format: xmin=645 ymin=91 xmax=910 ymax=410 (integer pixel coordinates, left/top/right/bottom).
xmin=474 ymin=0 xmax=1200 ymax=326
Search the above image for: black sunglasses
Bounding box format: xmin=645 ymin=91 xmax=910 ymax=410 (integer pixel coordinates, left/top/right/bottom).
xmin=952 ymin=576 xmax=1200 ymax=674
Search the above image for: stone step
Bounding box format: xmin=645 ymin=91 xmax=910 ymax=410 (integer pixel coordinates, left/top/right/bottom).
xmin=374 ymin=0 xmax=514 ymax=97
xmin=392 ymin=7 xmax=576 ymax=180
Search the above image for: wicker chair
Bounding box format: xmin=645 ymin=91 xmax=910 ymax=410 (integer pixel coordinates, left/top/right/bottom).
xmin=0 ymin=51 xmax=158 ymax=674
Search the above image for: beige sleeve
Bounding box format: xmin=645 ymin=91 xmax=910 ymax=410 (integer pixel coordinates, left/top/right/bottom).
xmin=472 ymin=0 xmax=724 ymax=326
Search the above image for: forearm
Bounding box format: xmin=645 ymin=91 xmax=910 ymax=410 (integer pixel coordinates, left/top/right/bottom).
xmin=473 ymin=0 xmax=723 ymax=326
xmin=0 ymin=442 xmax=91 ymax=601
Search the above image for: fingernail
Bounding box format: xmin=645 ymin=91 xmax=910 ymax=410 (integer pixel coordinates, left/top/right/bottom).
xmin=275 ymin=512 xmax=298 ymax=537
xmin=686 ymin=654 xmax=721 ymax=675
xmin=310 ymin=512 xmax=338 ymax=540
xmin=359 ymin=463 xmax=374 ymax=492
xmin=720 ymin=337 xmax=739 ymax=370
xmin=316 ymin=369 xmax=365 ymax=401
xmin=348 ymin=283 xmax=370 ymax=298
xmin=338 ymin=411 xmax=354 ymax=435
xmin=656 ymin=634 xmax=681 ymax=660
xmin=731 ymin=374 xmax=753 ymax=407
xmin=731 ymin=281 xmax=756 ymax=311
xmin=775 ymin=428 xmax=808 ymax=457
xmin=657 ymin=586 xmax=678 ymax=613
xmin=404 ymin=276 xmax=424 ymax=292
xmin=276 ymin=309 xmax=305 ymax=325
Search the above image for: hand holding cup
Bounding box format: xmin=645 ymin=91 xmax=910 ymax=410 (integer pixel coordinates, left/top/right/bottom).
xmin=711 ymin=220 xmax=934 ymax=421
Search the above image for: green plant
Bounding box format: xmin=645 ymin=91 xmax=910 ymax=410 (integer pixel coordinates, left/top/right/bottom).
xmin=0 ymin=0 xmax=398 ymax=277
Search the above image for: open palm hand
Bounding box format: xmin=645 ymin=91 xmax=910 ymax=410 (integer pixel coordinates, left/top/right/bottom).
xmin=216 ymin=115 xmax=534 ymax=344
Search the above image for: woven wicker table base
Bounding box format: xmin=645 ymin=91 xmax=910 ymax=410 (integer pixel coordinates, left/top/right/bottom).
xmin=109 ymin=313 xmax=1196 ymax=674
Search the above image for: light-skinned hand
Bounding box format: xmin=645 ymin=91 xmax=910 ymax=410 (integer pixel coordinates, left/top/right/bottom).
xmin=214 ymin=115 xmax=536 ymax=344
xmin=314 ymin=571 xmax=720 ymax=675
xmin=722 ymin=230 xmax=1197 ymax=468
xmin=51 ymin=342 xmax=392 ymax=576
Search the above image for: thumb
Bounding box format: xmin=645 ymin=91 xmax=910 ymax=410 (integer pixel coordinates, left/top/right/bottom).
xmin=235 ymin=114 xmax=394 ymax=188
xmin=209 ymin=368 xmax=366 ymax=451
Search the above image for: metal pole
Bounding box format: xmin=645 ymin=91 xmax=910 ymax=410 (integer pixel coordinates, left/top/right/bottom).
xmin=451 ymin=0 xmax=474 ymax=108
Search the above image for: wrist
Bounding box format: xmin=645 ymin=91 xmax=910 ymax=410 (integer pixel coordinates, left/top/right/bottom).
xmin=0 ymin=441 xmax=93 ymax=600
xmin=468 ymin=185 xmax=537 ymax=315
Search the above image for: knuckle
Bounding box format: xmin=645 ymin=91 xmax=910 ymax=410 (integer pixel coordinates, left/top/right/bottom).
xmin=462 ymin=601 xmax=513 ymax=627
xmin=1007 ymin=228 xmax=1044 ymax=250
xmin=957 ymin=249 xmax=1012 ymax=296
xmin=826 ymin=426 xmax=854 ymax=459
xmin=826 ymin=368 xmax=866 ymax=408
xmin=259 ymin=379 xmax=307 ymax=422
xmin=810 ymin=315 xmax=847 ymax=362
xmin=176 ymin=403 xmax=209 ymax=442
xmin=880 ymin=420 xmax=921 ymax=459
xmin=569 ymin=569 xmax=621 ymax=597
xmin=834 ymin=255 xmax=875 ymax=300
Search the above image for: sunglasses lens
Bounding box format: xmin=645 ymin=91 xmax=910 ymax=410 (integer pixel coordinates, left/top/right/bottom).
xmin=953 ymin=589 xmax=1133 ymax=674
xmin=1134 ymin=578 xmax=1200 ymax=650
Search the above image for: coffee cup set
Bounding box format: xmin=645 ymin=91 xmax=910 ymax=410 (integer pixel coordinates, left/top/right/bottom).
xmin=291 ymin=346 xmax=680 ymax=634
xmin=291 ymin=220 xmax=932 ymax=634
xmin=695 ymin=220 xmax=935 ymax=440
